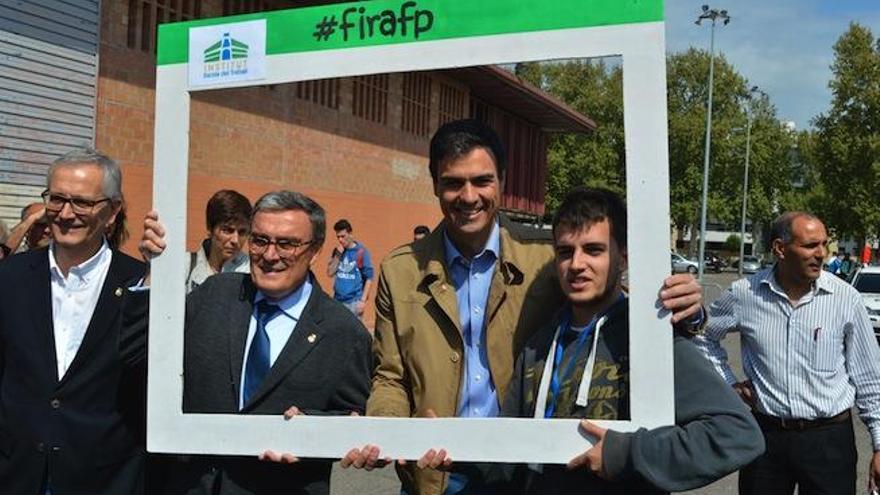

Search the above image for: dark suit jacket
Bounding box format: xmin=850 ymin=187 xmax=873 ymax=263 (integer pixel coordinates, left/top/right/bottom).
xmin=0 ymin=247 xmax=147 ymax=495
xmin=164 ymin=272 xmax=373 ymax=495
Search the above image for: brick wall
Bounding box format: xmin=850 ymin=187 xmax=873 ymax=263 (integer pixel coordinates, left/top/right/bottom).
xmin=98 ymin=0 xmax=446 ymax=327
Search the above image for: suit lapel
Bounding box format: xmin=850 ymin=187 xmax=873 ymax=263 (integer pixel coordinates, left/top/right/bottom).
xmin=28 ymin=251 xmax=58 ymax=384
xmin=229 ymin=283 xmax=256 ymax=402
xmin=418 ymin=229 xmax=461 ymax=333
xmin=241 ymin=285 xmax=326 ymax=411
xmin=58 ymin=251 xmax=127 ymax=387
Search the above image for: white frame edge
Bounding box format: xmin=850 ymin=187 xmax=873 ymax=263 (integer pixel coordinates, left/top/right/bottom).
xmin=148 ymin=21 xmax=672 ymax=465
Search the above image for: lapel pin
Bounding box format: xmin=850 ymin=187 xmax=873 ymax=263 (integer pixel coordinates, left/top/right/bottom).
xmin=114 ymin=287 xmax=123 ymax=297
xmin=307 ymin=333 xmax=317 ymax=344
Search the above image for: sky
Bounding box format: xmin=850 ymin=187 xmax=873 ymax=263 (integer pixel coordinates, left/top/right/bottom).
xmin=664 ymin=0 xmax=880 ymax=130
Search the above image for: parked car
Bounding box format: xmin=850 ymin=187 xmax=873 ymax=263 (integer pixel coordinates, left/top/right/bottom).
xmin=851 ymin=266 xmax=880 ymax=341
xmin=704 ymin=252 xmax=725 ymax=273
xmin=732 ymin=256 xmax=762 ymax=274
xmin=671 ymin=253 xmax=699 ymax=274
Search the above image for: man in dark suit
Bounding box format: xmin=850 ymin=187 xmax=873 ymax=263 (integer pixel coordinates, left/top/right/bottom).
xmin=0 ymin=148 xmax=147 ymax=494
xmin=138 ymin=190 xmax=372 ymax=495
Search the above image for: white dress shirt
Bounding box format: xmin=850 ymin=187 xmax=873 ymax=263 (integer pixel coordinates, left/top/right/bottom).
xmin=238 ymin=276 xmax=313 ymax=409
xmin=49 ymin=240 xmax=113 ymax=380
xmin=695 ymin=267 xmax=880 ymax=449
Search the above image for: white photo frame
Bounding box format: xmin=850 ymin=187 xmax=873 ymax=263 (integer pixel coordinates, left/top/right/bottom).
xmin=148 ymin=0 xmax=672 ymax=464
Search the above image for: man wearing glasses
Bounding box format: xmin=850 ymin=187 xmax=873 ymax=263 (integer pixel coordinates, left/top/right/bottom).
xmin=136 ymin=190 xmax=372 ymax=495
xmin=0 ymin=148 xmax=148 ymax=494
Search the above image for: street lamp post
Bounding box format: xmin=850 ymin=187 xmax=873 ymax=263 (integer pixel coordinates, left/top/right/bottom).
xmin=738 ymin=86 xmax=762 ymax=277
xmin=695 ymin=5 xmax=730 ymax=281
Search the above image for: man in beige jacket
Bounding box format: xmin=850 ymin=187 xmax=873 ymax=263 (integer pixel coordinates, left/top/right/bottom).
xmin=364 ymin=119 xmax=703 ymax=495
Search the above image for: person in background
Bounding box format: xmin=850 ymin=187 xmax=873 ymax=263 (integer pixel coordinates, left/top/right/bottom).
xmin=826 ymin=251 xmax=843 ymax=274
xmin=186 ymin=189 xmax=252 ymax=293
xmin=696 ymin=211 xmax=880 ymax=495
xmin=327 ymin=219 xmax=374 ymax=320
xmin=3 ymin=202 xmax=51 ymax=254
xmin=839 ymin=251 xmax=856 ymax=280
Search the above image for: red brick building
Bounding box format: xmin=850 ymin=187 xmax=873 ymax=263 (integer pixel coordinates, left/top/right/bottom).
xmin=2 ymin=0 xmax=595 ymax=325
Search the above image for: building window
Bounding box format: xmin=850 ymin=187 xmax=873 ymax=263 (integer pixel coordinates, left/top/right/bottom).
xmin=438 ymin=82 xmax=466 ymax=125
xmin=127 ymin=0 xmax=200 ymax=53
xmin=223 ymin=0 xmax=271 ymax=15
xmin=296 ymin=79 xmax=340 ymax=110
xmin=401 ymin=73 xmax=432 ymax=137
xmin=352 ymin=75 xmax=389 ymax=125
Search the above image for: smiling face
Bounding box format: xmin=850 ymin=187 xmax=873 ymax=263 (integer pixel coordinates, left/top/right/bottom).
xmin=248 ymin=209 xmax=319 ymax=300
xmin=434 ymin=146 xmax=501 ymax=257
xmin=554 ymin=219 xmax=626 ymax=324
xmin=45 ymin=163 xmax=119 ymax=257
xmin=773 ymin=215 xmax=828 ymax=288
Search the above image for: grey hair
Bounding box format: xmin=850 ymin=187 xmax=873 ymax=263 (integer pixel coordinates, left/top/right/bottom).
xmin=48 ymin=147 xmax=123 ymax=200
xmin=253 ymin=191 xmax=326 ymax=248
xmin=770 ymin=211 xmax=821 ymax=245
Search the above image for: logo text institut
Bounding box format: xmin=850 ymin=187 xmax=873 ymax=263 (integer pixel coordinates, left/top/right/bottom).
xmin=203 ymin=33 xmax=249 ymax=78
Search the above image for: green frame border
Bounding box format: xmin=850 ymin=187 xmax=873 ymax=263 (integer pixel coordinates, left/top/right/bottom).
xmin=158 ymin=0 xmax=662 ymax=65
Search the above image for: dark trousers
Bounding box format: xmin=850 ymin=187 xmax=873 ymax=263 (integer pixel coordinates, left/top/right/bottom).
xmin=739 ymin=417 xmax=856 ymax=495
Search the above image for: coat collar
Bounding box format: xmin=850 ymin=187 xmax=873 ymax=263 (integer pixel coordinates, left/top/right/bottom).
xmin=412 ymin=214 xmax=530 ymax=333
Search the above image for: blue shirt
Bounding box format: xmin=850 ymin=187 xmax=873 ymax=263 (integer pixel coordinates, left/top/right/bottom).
xmin=443 ymin=222 xmax=501 ymax=419
xmin=239 ymin=277 xmax=313 ymax=409
xmin=332 ymin=242 xmax=374 ymax=303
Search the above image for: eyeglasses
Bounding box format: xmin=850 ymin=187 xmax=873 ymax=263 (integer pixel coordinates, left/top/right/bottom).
xmin=249 ymin=234 xmax=313 ymax=258
xmin=41 ymin=190 xmax=112 ymax=214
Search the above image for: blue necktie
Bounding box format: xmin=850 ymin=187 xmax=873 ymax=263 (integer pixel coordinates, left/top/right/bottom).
xmin=243 ymin=300 xmax=281 ymax=406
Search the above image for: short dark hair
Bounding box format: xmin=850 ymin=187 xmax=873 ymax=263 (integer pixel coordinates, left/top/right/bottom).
xmin=206 ymin=190 xmax=252 ymax=231
xmin=413 ymin=225 xmax=430 ymax=236
xmin=428 ymin=119 xmax=507 ymax=184
xmin=769 ymin=211 xmax=820 ymax=245
xmin=552 ymin=187 xmax=627 ymax=250
xmin=333 ymin=219 xmax=352 ymax=233
xmin=253 ymin=190 xmax=326 ymax=248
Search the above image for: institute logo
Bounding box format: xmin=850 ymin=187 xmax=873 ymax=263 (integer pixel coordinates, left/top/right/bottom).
xmin=205 ymin=33 xmax=249 ymax=62
xmin=201 ymin=33 xmax=250 ymax=79
xmin=189 ymin=20 xmax=266 ymax=87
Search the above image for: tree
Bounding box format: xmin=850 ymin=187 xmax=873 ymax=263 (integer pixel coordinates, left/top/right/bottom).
xmin=724 ymin=234 xmax=740 ymax=252
xmin=518 ymin=59 xmax=625 ymax=214
xmin=813 ymin=23 xmax=880 ymax=242
xmin=666 ymin=48 xmax=749 ymax=256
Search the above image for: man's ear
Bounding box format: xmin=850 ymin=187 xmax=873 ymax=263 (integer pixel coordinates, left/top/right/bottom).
xmin=106 ymin=200 xmax=122 ymax=226
xmin=771 ymin=239 xmax=785 ymax=260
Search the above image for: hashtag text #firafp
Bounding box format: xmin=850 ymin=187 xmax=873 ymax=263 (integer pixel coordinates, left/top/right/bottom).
xmin=313 ymin=1 xmax=434 ymax=43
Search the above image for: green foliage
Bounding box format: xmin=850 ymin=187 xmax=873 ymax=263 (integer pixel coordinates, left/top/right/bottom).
xmin=667 ymin=48 xmax=749 ymax=236
xmin=523 ymin=51 xmax=802 ymax=254
xmin=724 ymin=234 xmax=741 ymax=252
xmin=518 ymin=59 xmax=625 ymax=213
xmin=813 ymin=23 xmax=880 ymax=241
